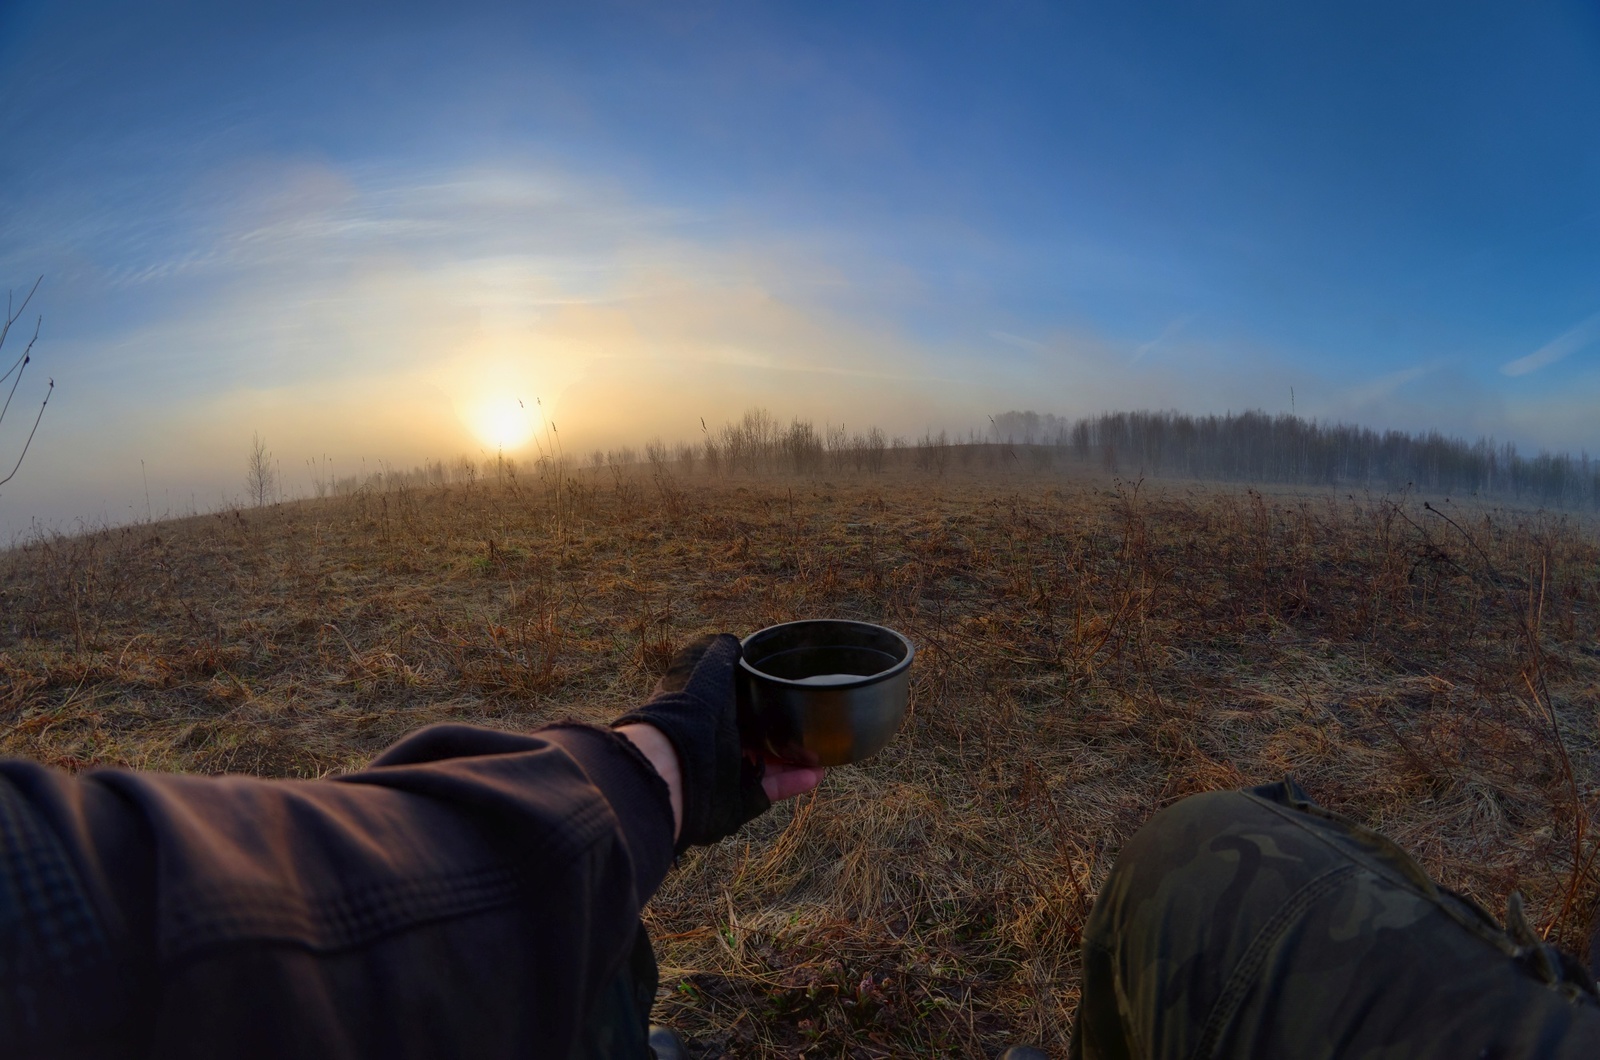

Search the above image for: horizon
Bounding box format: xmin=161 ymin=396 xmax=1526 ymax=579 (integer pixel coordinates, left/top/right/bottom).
xmin=4 ymin=401 xmax=1594 ymax=540
xmin=3 ymin=2 xmax=1599 ymax=534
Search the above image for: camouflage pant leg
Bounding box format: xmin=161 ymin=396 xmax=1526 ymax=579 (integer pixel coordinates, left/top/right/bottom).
xmin=1072 ymin=780 xmax=1600 ymax=1060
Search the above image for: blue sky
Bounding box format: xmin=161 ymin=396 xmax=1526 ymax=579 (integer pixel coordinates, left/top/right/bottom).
xmin=2 ymin=1 xmax=1598 ymax=529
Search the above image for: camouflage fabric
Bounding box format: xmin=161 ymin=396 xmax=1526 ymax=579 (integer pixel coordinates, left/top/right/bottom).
xmin=1072 ymin=780 xmax=1600 ymax=1059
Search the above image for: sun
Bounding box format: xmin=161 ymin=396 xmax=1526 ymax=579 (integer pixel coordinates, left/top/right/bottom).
xmin=468 ymin=393 xmax=536 ymax=451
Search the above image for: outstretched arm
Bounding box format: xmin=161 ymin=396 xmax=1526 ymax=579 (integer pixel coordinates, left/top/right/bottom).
xmin=2 ymin=720 xmax=679 ymax=1059
xmin=1 ymin=633 xmax=822 ymax=1060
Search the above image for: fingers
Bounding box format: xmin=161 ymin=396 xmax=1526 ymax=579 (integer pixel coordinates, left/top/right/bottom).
xmin=760 ymin=760 xmax=826 ymax=802
xmin=652 ymin=632 xmax=734 ymax=696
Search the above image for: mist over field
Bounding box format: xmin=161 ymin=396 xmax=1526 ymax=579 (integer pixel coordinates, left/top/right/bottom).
xmin=4 ymin=3 xmax=1600 ymax=537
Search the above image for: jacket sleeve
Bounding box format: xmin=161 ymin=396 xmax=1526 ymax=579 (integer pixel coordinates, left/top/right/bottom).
xmin=0 ymin=721 xmax=676 ymax=1060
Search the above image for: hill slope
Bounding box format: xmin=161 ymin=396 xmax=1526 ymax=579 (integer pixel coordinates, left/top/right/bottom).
xmin=3 ymin=469 xmax=1599 ymax=1055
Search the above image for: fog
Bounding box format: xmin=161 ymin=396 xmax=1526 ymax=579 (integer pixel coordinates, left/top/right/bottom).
xmin=3 ymin=172 xmax=1595 ymax=538
xmin=5 ymin=4 xmax=1598 ymax=537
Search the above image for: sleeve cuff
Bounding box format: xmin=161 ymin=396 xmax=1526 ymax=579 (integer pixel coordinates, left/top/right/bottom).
xmin=535 ymin=724 xmax=676 ymax=903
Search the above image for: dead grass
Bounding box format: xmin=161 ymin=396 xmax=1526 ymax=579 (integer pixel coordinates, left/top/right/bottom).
xmin=3 ymin=466 xmax=1599 ymax=1057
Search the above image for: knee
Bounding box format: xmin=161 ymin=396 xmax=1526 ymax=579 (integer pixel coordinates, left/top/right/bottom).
xmin=1084 ymin=786 xmax=1303 ymax=948
xmin=1109 ymin=790 xmax=1263 ymax=889
xmin=1075 ymin=789 xmax=1275 ymax=1059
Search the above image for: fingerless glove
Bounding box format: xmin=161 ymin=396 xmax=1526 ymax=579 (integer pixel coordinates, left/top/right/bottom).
xmin=611 ymin=633 xmax=770 ymax=853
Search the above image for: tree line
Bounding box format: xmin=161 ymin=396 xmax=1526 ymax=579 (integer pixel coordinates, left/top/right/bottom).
xmin=991 ymin=409 xmax=1600 ymax=509
xmin=262 ymin=407 xmax=1598 ymax=513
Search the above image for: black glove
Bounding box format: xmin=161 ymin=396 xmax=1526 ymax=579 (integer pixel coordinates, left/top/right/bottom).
xmin=611 ymin=633 xmax=770 ymax=852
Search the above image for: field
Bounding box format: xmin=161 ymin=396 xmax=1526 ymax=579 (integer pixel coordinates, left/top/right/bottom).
xmin=3 ymin=461 xmax=1600 ymax=1056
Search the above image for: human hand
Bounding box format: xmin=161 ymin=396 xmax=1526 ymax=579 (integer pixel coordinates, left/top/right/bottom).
xmin=611 ymin=633 xmax=783 ymax=853
xmin=616 ymin=732 xmax=828 ymax=846
xmin=758 ymin=756 xmax=825 ymax=802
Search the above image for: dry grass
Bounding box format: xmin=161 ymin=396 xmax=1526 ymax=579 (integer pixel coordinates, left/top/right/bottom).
xmin=3 ymin=465 xmax=1599 ymax=1057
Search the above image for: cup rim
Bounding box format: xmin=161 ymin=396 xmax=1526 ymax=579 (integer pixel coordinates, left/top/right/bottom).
xmin=738 ymin=619 xmax=915 ymax=690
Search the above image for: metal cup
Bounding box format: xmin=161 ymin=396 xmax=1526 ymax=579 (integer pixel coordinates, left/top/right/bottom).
xmin=737 ymin=619 xmax=914 ymax=767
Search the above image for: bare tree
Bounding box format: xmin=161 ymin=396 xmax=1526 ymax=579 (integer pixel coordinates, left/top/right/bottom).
xmin=0 ymin=277 xmax=53 ymax=494
xmin=246 ymin=432 xmax=276 ymax=507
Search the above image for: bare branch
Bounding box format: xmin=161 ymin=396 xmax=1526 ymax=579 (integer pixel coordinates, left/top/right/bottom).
xmin=0 ymin=377 xmax=52 ymax=489
xmin=0 ymin=276 xmax=50 ymax=493
xmin=0 ymin=316 xmax=40 ymax=429
xmin=0 ymin=275 xmax=42 ymax=351
xmin=0 ymin=277 xmax=43 ymax=389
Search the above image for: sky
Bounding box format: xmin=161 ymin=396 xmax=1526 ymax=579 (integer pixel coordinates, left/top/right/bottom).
xmin=2 ymin=0 xmax=1599 ymax=533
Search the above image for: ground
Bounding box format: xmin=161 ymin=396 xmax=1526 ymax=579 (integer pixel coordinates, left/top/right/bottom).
xmin=3 ymin=462 xmax=1599 ymax=1056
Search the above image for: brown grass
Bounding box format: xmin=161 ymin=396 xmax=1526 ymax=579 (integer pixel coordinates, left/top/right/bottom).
xmin=3 ymin=465 xmax=1599 ymax=1057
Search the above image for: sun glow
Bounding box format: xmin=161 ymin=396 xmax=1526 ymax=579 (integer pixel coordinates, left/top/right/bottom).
xmin=467 ymin=393 xmax=536 ymax=451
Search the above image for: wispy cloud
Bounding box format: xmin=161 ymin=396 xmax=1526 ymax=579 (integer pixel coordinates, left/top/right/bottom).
xmin=1500 ymin=310 xmax=1600 ymax=376
xmin=1131 ymin=314 xmax=1193 ymax=363
xmin=1338 ymin=363 xmax=1436 ymax=408
xmin=2 ymin=155 xmax=1002 ymax=522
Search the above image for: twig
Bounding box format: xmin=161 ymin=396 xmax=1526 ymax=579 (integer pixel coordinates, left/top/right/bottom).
xmin=0 ymin=316 xmax=42 ymax=428
xmin=0 ymin=377 xmax=53 ymax=489
xmin=0 ymin=276 xmax=43 ymax=384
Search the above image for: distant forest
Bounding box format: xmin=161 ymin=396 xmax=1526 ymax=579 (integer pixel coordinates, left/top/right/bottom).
xmin=308 ymin=408 xmax=1597 ymax=514
xmin=990 ymin=409 xmax=1600 ymax=510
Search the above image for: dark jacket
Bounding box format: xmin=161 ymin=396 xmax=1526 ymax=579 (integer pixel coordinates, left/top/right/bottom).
xmin=0 ymin=722 xmax=676 ymax=1059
